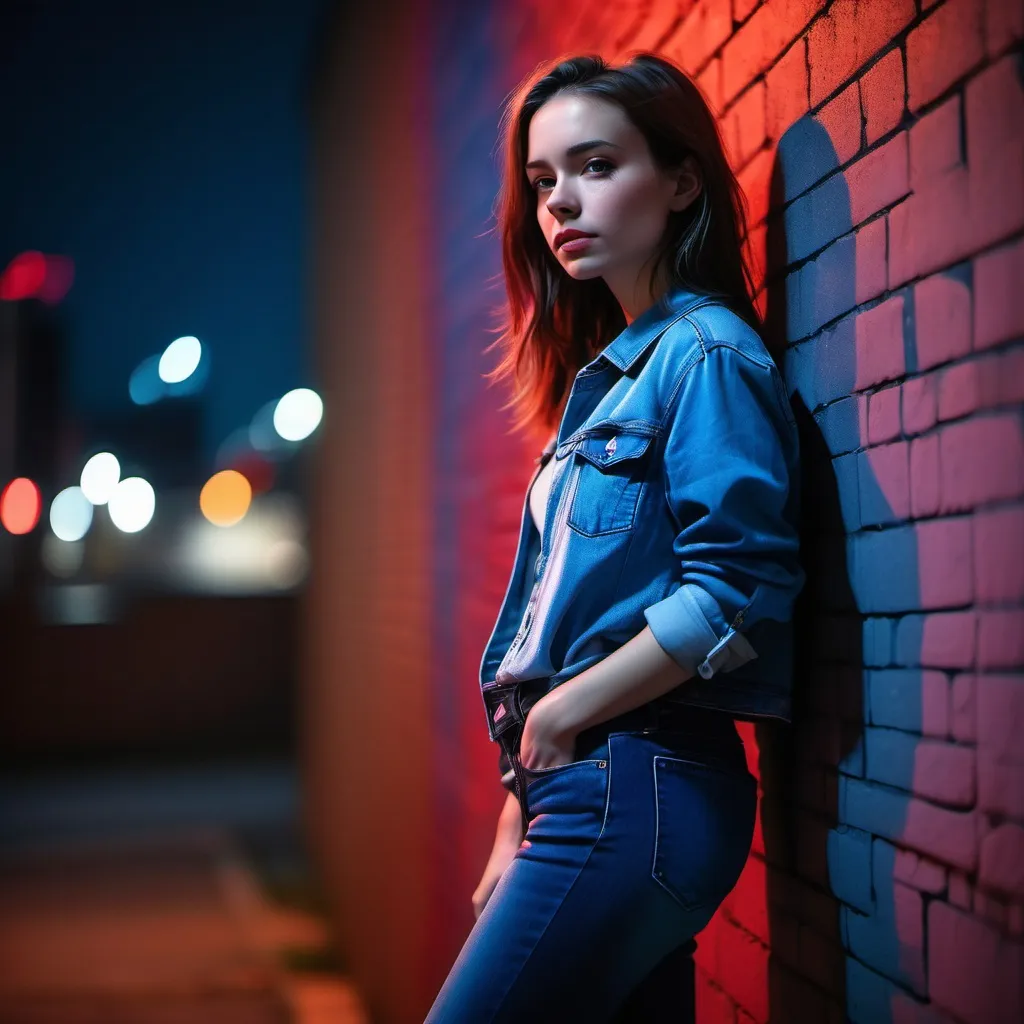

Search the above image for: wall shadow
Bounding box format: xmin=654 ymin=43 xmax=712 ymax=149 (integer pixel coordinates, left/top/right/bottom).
xmin=756 ymin=112 xmax=925 ymax=1023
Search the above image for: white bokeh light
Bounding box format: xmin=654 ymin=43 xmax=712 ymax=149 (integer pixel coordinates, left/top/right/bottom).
xmin=108 ymin=477 xmax=156 ymax=533
xmin=273 ymin=388 xmax=323 ymax=442
xmin=266 ymin=538 xmax=308 ymax=589
xmin=80 ymin=452 xmax=121 ymax=505
xmin=49 ymin=486 xmax=94 ymax=542
xmin=170 ymin=493 xmax=306 ymax=593
xmin=158 ymin=336 xmax=202 ymax=384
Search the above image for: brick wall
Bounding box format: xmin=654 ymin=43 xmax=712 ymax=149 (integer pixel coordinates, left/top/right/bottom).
xmin=307 ymin=0 xmax=1023 ymax=1020
xmin=502 ymin=1 xmax=1023 ymax=1021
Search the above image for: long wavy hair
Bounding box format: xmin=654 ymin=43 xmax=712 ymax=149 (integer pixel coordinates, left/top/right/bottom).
xmin=483 ymin=52 xmax=762 ymax=444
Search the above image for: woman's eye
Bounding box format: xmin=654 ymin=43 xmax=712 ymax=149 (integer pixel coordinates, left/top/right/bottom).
xmin=530 ymin=159 xmax=614 ymax=191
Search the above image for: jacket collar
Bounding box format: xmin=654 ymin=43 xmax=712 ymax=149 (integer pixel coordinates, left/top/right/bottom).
xmin=595 ymin=283 xmax=711 ymax=374
xmin=538 ymin=284 xmax=715 ymax=460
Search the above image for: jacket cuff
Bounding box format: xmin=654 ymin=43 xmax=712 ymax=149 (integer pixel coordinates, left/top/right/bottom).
xmin=643 ymin=583 xmax=759 ymax=679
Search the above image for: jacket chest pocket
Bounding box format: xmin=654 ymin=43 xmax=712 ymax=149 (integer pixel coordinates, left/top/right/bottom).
xmin=567 ymin=430 xmax=655 ymax=537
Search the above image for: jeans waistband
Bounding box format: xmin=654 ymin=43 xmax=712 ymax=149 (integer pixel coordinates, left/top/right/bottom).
xmin=485 ymin=681 xmax=743 ymax=833
xmin=484 ymin=679 xmax=738 ymax=743
xmin=570 ymin=700 xmax=742 ymax=765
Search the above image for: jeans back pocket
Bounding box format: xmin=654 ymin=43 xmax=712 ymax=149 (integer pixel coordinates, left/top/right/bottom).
xmin=651 ymin=755 xmax=757 ymax=912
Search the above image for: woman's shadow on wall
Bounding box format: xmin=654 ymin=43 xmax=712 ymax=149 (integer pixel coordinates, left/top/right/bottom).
xmin=754 ymin=113 xmax=924 ymax=1023
xmin=755 ymin=115 xmax=863 ymax=1022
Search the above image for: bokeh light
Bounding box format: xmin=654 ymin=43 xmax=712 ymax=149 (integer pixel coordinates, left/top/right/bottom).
xmin=228 ymin=451 xmax=275 ymax=494
xmin=107 ymin=477 xmax=156 ymax=533
xmin=0 ymin=252 xmax=75 ymax=304
xmin=273 ymin=388 xmax=323 ymax=442
xmin=0 ymin=251 xmax=46 ymax=301
xmin=199 ymin=469 xmax=252 ymax=527
xmin=158 ymin=336 xmax=202 ymax=384
xmin=172 ymin=492 xmax=306 ymax=593
xmin=36 ymin=254 xmax=75 ymax=304
xmin=80 ymin=452 xmax=121 ymax=505
xmin=266 ymin=538 xmax=308 ymax=588
xmin=129 ymin=355 xmax=167 ymax=405
xmin=1 ymin=478 xmax=42 ymax=534
xmin=49 ymin=486 xmax=94 ymax=542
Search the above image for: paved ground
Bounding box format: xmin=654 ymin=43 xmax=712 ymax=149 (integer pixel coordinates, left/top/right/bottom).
xmin=0 ymin=762 xmax=369 ymax=1024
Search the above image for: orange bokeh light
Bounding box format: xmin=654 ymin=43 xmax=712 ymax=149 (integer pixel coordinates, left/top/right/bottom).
xmin=199 ymin=469 xmax=252 ymax=527
xmin=0 ymin=477 xmax=42 ymax=534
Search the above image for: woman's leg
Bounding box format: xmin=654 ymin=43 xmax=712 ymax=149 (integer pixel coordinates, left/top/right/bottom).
xmin=425 ymin=729 xmax=756 ymax=1023
xmin=609 ymin=937 xmax=698 ymax=1024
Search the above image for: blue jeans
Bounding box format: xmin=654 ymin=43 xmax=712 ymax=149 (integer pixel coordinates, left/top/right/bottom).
xmin=426 ymin=708 xmax=757 ymax=1022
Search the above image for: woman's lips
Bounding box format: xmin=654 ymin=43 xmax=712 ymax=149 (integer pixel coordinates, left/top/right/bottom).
xmin=560 ymin=236 xmax=595 ymax=253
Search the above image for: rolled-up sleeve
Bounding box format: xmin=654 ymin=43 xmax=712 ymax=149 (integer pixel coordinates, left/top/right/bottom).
xmin=643 ymin=343 xmax=804 ymax=680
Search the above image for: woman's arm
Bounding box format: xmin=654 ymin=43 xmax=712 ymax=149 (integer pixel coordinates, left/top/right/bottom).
xmin=533 ymin=623 xmax=694 ymax=738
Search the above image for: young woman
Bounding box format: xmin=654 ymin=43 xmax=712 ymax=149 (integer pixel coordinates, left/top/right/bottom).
xmin=426 ymin=52 xmax=804 ymax=1023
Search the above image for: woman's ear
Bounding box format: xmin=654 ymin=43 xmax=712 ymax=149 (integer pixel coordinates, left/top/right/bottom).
xmin=668 ymin=155 xmax=702 ymax=213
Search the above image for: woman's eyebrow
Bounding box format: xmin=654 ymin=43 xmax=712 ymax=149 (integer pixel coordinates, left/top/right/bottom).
xmin=525 ymin=139 xmax=623 ymax=170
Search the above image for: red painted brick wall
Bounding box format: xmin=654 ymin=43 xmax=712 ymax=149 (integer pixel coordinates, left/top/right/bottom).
xmin=307 ymin=0 xmax=1022 ymax=1020
xmin=513 ymin=1 xmax=1023 ymax=1021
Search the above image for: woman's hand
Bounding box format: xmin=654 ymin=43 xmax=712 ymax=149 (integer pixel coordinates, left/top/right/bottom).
xmin=519 ymin=690 xmax=579 ymax=772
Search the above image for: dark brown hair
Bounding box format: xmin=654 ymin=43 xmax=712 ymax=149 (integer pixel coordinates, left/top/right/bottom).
xmin=484 ymin=51 xmax=762 ymax=444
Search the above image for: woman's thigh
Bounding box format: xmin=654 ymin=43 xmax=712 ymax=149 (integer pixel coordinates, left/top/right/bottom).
xmin=425 ymin=728 xmax=757 ymax=1023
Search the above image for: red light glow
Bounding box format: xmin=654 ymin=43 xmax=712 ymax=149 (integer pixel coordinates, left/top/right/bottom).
xmin=0 ymin=252 xmax=47 ymax=301
xmin=228 ymin=452 xmax=275 ymax=494
xmin=0 ymin=251 xmax=75 ymax=303
xmin=0 ymin=477 xmax=42 ymax=534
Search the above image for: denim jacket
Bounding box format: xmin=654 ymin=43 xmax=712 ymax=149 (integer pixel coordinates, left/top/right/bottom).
xmin=479 ymin=284 xmax=805 ymax=790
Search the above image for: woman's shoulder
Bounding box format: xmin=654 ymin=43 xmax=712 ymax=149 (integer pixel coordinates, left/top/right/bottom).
xmin=663 ymin=298 xmax=773 ymax=370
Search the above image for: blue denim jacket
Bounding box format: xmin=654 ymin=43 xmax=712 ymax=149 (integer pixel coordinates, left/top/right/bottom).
xmin=479 ymin=284 xmax=805 ymax=789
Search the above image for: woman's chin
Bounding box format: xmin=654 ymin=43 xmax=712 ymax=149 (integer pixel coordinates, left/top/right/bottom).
xmin=561 ymin=259 xmax=604 ymax=281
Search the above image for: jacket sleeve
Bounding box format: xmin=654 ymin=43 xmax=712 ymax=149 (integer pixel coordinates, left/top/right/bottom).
xmin=642 ymin=343 xmax=804 ymax=680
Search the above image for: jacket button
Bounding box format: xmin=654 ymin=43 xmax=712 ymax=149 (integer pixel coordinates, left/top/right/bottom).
xmin=604 ymin=437 xmax=617 ymax=456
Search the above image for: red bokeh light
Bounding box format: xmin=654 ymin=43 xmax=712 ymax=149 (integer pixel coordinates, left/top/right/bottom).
xmin=228 ymin=452 xmax=275 ymax=494
xmin=36 ymin=254 xmax=76 ymax=304
xmin=0 ymin=251 xmax=75 ymax=303
xmin=0 ymin=477 xmax=42 ymax=534
xmin=0 ymin=252 xmax=47 ymax=301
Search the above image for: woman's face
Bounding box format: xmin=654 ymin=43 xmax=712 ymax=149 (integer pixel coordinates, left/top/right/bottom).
xmin=525 ymin=92 xmax=700 ymax=319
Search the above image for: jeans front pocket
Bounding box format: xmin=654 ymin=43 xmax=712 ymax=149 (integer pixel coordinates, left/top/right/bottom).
xmin=566 ymin=430 xmax=654 ymax=537
xmin=521 ymin=756 xmax=611 ymax=836
xmin=651 ymin=755 xmax=757 ymax=912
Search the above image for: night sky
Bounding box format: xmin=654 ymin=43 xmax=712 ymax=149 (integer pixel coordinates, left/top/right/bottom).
xmin=1 ymin=0 xmax=326 ymax=464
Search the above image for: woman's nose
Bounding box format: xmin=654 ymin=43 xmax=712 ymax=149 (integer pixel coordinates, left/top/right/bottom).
xmin=546 ymin=181 xmax=578 ymax=216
